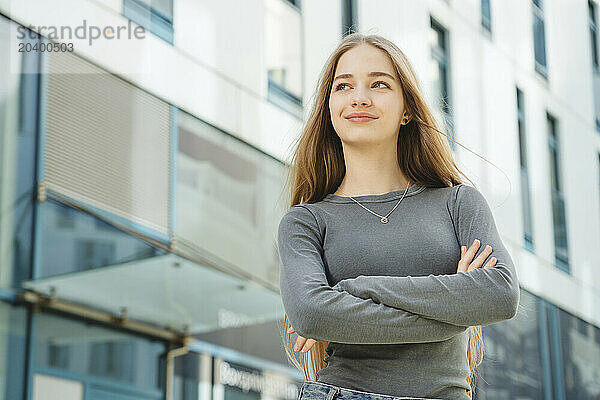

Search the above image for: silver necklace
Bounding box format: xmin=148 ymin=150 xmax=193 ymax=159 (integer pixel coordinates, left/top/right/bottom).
xmin=336 ymin=181 xmax=411 ymax=224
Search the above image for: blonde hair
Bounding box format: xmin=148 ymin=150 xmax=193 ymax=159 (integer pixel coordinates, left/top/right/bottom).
xmin=281 ymin=33 xmax=483 ymax=398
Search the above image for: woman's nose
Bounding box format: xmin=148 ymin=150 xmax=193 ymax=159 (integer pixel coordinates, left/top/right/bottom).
xmin=351 ymin=96 xmax=371 ymax=107
xmin=351 ymin=87 xmax=371 ymax=107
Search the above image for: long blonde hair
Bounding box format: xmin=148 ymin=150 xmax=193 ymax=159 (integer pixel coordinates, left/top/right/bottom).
xmin=281 ymin=33 xmax=483 ymax=398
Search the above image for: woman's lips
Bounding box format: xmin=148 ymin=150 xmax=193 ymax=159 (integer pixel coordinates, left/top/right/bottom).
xmin=347 ymin=116 xmax=377 ymax=122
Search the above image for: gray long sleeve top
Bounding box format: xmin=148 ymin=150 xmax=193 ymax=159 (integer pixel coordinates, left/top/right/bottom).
xmin=276 ymin=183 xmax=520 ymax=399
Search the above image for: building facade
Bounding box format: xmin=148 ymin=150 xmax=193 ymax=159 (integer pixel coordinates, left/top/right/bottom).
xmin=0 ymin=0 xmax=598 ymax=399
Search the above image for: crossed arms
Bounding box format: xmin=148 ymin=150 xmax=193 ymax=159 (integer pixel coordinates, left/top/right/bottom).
xmin=277 ymin=185 xmax=519 ymax=344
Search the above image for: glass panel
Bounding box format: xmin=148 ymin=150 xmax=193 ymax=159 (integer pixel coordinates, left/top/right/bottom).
xmin=520 ymin=168 xmax=534 ymax=247
xmin=342 ymin=0 xmax=357 ymax=36
xmin=34 ymin=312 xmax=166 ymax=390
xmin=551 ymin=190 xmax=569 ymax=268
xmin=481 ymin=0 xmax=491 ymax=29
xmin=429 ymin=21 xmax=450 ymax=120
xmin=429 ymin=56 xmax=441 ymax=105
xmin=37 ymin=200 xmax=164 ymax=278
xmin=123 ymin=0 xmax=173 ymax=43
xmin=151 ymin=0 xmax=173 ymax=20
xmin=215 ymin=358 xmax=302 ymax=400
xmin=0 ymin=16 xmax=37 ymax=289
xmin=0 ymin=301 xmax=28 ymax=400
xmin=429 ymin=20 xmax=452 ymax=148
xmin=432 ymin=24 xmax=445 ymax=50
xmin=558 ymin=309 xmax=600 ymax=399
xmin=440 ymin=63 xmax=449 ymax=114
xmin=547 ymin=113 xmax=556 ymax=138
xmin=173 ymin=352 xmax=201 ymax=400
xmin=591 ymin=0 xmax=599 ymax=69
xmin=518 ymin=123 xmax=528 ymax=167
xmin=533 ymin=13 xmax=547 ymax=68
xmin=194 ymin=317 xmax=296 ymax=367
xmin=475 ymin=289 xmax=546 ymax=399
xmin=175 ymin=111 xmax=287 ymax=288
xmin=131 ymin=0 xmax=173 ymax=21
xmin=548 ymin=115 xmax=560 ymax=191
xmin=265 ymin=0 xmax=302 ymax=101
xmin=33 ymin=374 xmax=83 ymax=400
xmin=551 ymin=147 xmax=560 ymax=190
xmin=592 ymin=27 xmax=599 ymax=68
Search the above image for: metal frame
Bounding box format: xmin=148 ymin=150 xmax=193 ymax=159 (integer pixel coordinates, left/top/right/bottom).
xmin=32 ymin=39 xmax=172 ymax=263
xmin=547 ymin=302 xmax=567 ymax=399
xmin=122 ymin=0 xmax=174 ymax=45
xmin=188 ymin=341 xmax=304 ymax=382
xmin=169 ymin=106 xmax=178 ymax=243
xmin=42 ymin=188 xmax=171 ymax=244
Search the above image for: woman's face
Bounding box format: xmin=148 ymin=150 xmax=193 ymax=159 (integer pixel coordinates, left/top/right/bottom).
xmin=329 ymin=44 xmax=405 ymax=145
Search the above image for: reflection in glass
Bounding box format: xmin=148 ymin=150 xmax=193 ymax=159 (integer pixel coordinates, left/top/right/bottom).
xmin=532 ymin=1 xmax=547 ymax=75
xmin=265 ymin=0 xmax=303 ymax=115
xmin=547 ymin=115 xmax=569 ymax=272
xmin=516 ymin=88 xmax=534 ymax=250
xmin=481 ymin=0 xmax=492 ymax=32
xmin=173 ymin=352 xmax=201 ymax=400
xmin=475 ymin=289 xmax=545 ymax=399
xmin=0 ymin=301 xmax=27 ymax=400
xmin=429 ymin=17 xmax=453 ymax=149
xmin=0 ymin=16 xmax=37 ymax=289
xmin=558 ymin=309 xmax=600 ymax=398
xmin=175 ymin=111 xmax=287 ymax=288
xmin=551 ymin=190 xmax=569 ymax=269
xmin=34 ymin=312 xmax=166 ymax=390
xmin=37 ymin=200 xmax=164 ymax=278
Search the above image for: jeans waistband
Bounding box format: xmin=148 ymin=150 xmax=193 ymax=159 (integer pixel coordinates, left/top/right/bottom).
xmin=300 ymin=381 xmax=441 ymax=400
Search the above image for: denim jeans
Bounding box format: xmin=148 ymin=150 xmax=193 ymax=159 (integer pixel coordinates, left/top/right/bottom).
xmin=298 ymin=381 xmax=440 ymax=400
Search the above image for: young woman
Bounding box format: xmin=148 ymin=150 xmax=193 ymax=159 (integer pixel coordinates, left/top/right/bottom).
xmin=277 ymin=33 xmax=520 ymax=400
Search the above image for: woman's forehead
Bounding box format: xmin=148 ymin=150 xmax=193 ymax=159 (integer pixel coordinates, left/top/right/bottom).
xmin=335 ymin=45 xmax=396 ymax=77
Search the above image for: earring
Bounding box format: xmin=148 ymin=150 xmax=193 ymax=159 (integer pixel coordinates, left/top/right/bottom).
xmin=402 ymin=114 xmax=410 ymax=125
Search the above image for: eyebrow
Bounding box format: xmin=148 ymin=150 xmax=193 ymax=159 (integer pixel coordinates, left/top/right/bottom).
xmin=333 ymin=71 xmax=396 ymax=82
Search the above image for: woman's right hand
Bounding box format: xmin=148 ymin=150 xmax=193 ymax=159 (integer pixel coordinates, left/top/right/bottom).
xmin=457 ymin=239 xmax=497 ymax=273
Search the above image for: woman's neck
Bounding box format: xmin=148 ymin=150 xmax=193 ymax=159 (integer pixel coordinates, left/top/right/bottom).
xmin=335 ymin=144 xmax=412 ymax=197
xmin=334 ymin=176 xmax=413 ymax=197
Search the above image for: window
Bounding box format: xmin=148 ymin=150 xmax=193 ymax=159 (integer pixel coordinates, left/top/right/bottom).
xmin=123 ymin=0 xmax=174 ymax=44
xmin=547 ymin=113 xmax=569 ymax=272
xmin=591 ymin=0 xmax=599 ymax=71
xmin=517 ymin=88 xmax=534 ymax=252
xmin=342 ymin=0 xmax=358 ymax=37
xmin=265 ymin=0 xmax=303 ymax=117
xmin=34 ymin=312 xmax=166 ymax=390
xmin=475 ymin=289 xmax=546 ymax=398
xmin=0 ymin=16 xmax=40 ymax=288
xmin=175 ymin=111 xmax=287 ymax=288
xmin=0 ymin=301 xmax=27 ymax=400
xmin=532 ymin=0 xmax=548 ymax=78
xmin=429 ymin=17 xmax=454 ymax=149
xmin=558 ymin=308 xmax=600 ymax=399
xmin=592 ymin=1 xmax=600 ymax=132
xmin=481 ymin=0 xmax=492 ymax=33
xmin=37 ymin=200 xmax=164 ymax=278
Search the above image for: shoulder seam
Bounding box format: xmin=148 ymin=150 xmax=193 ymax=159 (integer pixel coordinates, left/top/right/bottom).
xmin=448 ymin=184 xmax=463 ymax=243
xmin=293 ymin=204 xmax=322 ymax=232
xmin=452 ymin=184 xmax=464 ymax=216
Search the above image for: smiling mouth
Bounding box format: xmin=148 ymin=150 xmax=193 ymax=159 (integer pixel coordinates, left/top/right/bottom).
xmin=347 ymin=116 xmax=377 ymax=122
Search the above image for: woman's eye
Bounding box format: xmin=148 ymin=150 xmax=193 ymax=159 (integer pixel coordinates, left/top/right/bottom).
xmin=373 ymin=81 xmax=390 ymax=89
xmin=334 ymin=81 xmax=390 ymax=91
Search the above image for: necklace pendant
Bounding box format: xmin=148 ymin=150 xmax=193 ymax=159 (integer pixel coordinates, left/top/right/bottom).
xmin=380 ymin=217 xmax=388 ymax=224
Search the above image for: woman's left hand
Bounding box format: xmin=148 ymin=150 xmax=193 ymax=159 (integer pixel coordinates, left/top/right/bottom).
xmin=287 ymin=326 xmax=328 ymax=352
